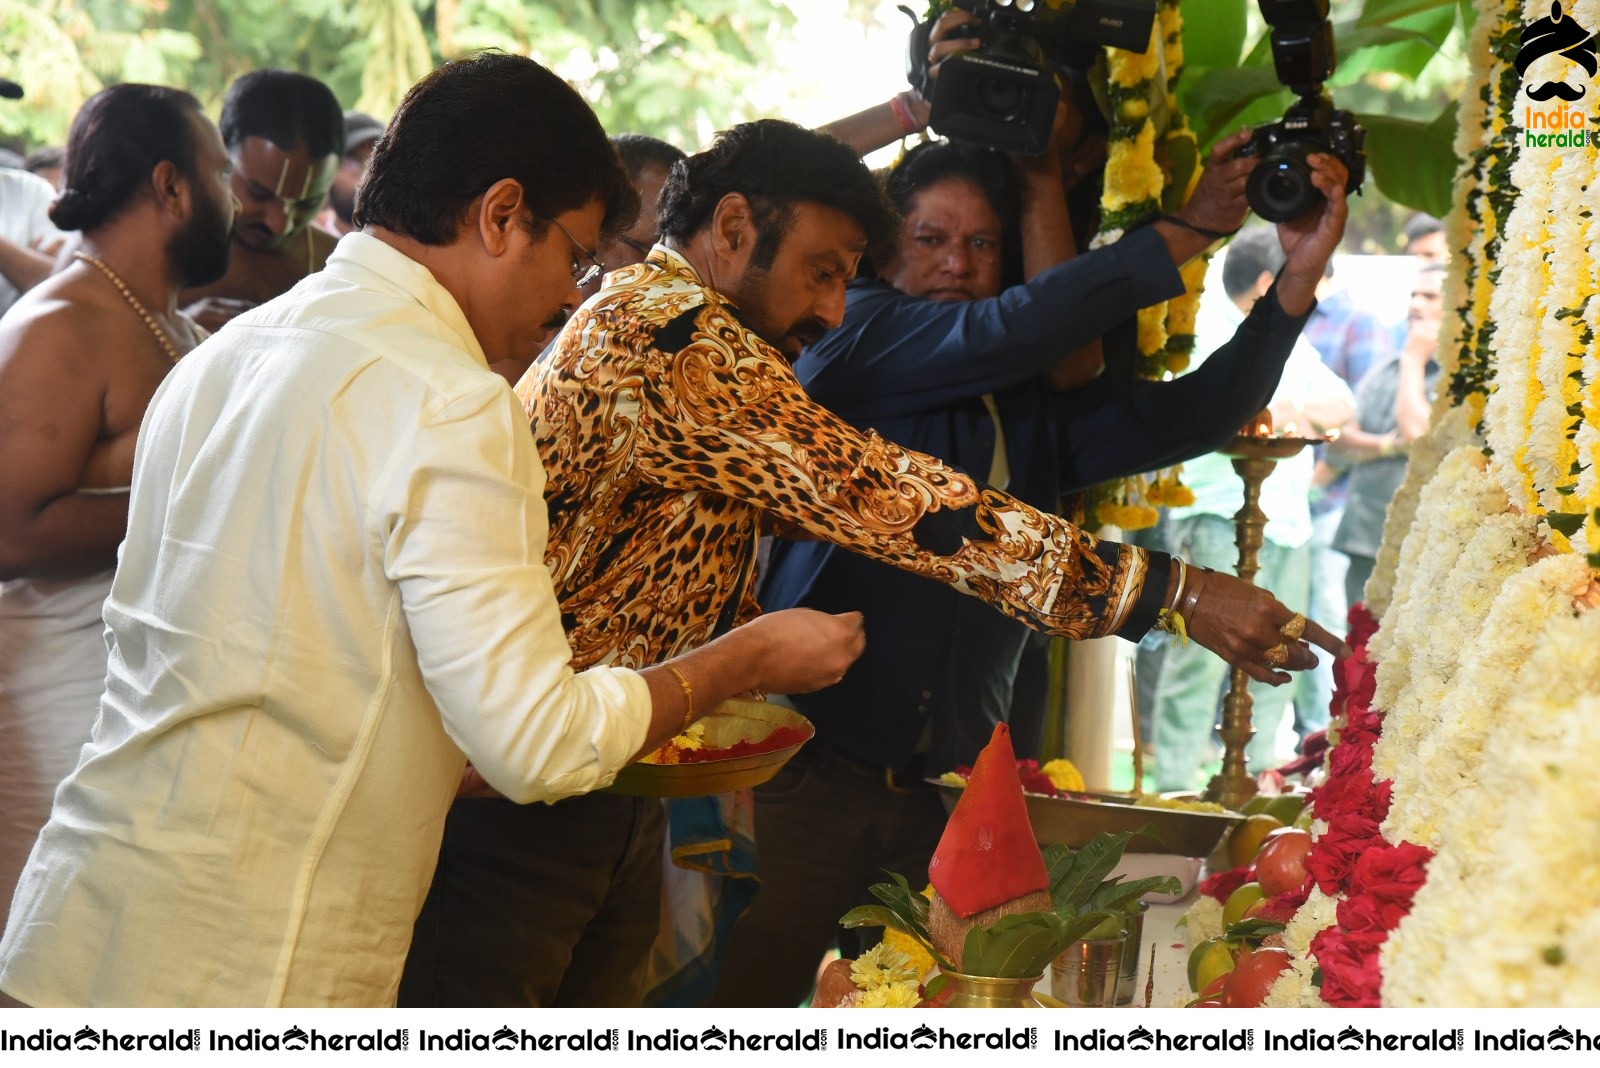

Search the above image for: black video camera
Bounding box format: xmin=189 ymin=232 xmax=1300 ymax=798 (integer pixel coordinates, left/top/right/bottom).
xmin=1235 ymin=0 xmax=1366 ymax=222
xmin=905 ymin=0 xmax=1156 ymax=156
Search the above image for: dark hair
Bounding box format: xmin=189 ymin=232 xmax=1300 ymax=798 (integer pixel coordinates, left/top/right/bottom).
xmin=657 ymin=119 xmax=897 ymax=269
xmin=356 ymin=52 xmax=639 ymax=247
xmin=611 ymin=133 xmax=685 ymax=182
xmin=50 ymin=84 xmax=203 ymax=233
xmin=1221 ymin=226 xmax=1285 ymax=300
xmin=219 ymin=69 xmax=344 ymax=160
xmin=1401 ymin=212 xmax=1444 ymax=249
xmin=881 ymin=139 xmax=1022 ymax=284
xmin=23 ymin=145 xmax=64 ymax=176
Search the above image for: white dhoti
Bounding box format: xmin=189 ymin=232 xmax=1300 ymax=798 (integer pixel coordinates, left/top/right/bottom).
xmin=0 ymin=572 xmax=113 ymax=931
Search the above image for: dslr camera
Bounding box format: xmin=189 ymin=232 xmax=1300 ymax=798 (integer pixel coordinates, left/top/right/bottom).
xmin=905 ymin=0 xmax=1157 ymax=156
xmin=1236 ymin=0 xmax=1366 ymax=222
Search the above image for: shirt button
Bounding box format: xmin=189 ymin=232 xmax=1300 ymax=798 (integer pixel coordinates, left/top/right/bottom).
xmin=920 ymin=690 xmax=933 ymax=700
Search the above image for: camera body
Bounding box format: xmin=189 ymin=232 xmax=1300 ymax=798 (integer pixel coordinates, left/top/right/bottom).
xmin=1238 ymin=94 xmax=1366 ymax=223
xmin=1237 ymin=0 xmax=1365 ymax=222
xmin=908 ymin=0 xmax=1156 ymax=156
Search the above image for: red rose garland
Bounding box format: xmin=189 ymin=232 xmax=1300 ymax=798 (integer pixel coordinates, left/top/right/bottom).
xmin=1300 ymin=604 xmax=1434 ymax=1007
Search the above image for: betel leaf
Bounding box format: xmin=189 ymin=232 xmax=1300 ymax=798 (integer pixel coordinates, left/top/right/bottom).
xmin=1047 ymin=827 xmax=1157 ymax=913
xmin=961 ymin=912 xmax=1071 ymax=979
xmin=962 ymin=909 xmax=1128 ymax=979
xmin=842 ymin=870 xmax=956 ymax=972
xmin=1086 ymin=875 xmax=1185 ymax=915
xmin=1224 ymin=917 xmax=1288 ymax=943
xmin=840 ymin=904 xmax=904 ymax=931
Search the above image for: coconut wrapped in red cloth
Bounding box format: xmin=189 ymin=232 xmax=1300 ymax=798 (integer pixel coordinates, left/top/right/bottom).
xmin=925 ymin=723 xmax=1050 ymax=967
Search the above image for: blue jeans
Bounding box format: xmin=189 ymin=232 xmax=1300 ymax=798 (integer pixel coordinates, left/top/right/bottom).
xmin=1151 ymin=514 xmax=1311 ymax=793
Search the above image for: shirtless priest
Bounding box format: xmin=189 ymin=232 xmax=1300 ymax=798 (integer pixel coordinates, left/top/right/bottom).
xmin=0 ymin=83 xmax=237 ymax=945
xmin=180 ymin=70 xmax=343 ymax=332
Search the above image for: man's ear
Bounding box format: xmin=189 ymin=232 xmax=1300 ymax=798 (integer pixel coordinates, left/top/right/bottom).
xmin=477 ymin=178 xmax=527 ymax=256
xmin=150 ymin=160 xmax=189 ymax=220
xmin=709 ymin=192 xmax=755 ymax=267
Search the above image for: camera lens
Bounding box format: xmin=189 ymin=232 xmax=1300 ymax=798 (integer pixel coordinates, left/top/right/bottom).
xmin=979 ymin=79 xmax=1031 ymax=122
xmin=1245 ymin=146 xmax=1321 ymax=223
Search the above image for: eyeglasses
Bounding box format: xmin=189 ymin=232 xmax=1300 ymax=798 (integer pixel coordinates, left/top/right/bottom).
xmin=545 ymin=215 xmax=604 ymax=287
xmin=616 ymin=234 xmax=657 ymax=257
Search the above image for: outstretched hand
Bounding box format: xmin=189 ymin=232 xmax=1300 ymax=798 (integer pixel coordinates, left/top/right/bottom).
xmin=1180 ymin=567 xmax=1349 ymax=686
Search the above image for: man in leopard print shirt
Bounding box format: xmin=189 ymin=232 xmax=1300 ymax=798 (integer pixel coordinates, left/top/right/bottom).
xmin=400 ymin=120 xmax=1344 ymax=1007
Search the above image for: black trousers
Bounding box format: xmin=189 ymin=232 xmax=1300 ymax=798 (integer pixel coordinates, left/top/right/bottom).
xmin=398 ymin=792 xmax=663 ymax=1007
xmin=708 ymin=741 xmax=947 ymax=1007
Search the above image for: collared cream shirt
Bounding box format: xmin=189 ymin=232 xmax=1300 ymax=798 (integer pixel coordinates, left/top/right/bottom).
xmin=0 ymin=233 xmax=650 ymax=1007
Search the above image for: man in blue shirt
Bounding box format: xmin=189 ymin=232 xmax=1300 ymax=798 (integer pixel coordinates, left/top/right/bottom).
xmin=710 ymin=132 xmax=1351 ymax=1007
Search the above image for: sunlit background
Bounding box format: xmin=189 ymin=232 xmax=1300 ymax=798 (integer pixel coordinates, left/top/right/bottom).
xmin=0 ymin=0 xmax=1471 ymax=249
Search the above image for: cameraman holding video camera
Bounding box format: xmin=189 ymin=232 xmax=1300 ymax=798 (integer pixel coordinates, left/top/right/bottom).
xmin=710 ymin=2 xmax=1356 ymax=1007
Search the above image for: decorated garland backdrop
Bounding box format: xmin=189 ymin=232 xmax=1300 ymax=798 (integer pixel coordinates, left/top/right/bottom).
xmin=1188 ymin=0 xmax=1600 ymax=1007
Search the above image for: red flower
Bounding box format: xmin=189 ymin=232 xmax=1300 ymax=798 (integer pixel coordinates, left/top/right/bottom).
xmin=1311 ymin=768 xmax=1372 ymax=824
xmin=1310 ymin=925 xmax=1384 ymax=1008
xmin=1347 ymin=842 xmax=1433 ymax=929
xmin=1347 ymin=603 xmax=1379 ymax=649
xmin=1370 ymin=778 xmax=1393 ymax=821
xmin=1305 ymin=809 xmax=1382 ymax=896
xmin=1265 ymin=879 xmax=1311 ymax=915
xmin=1198 ymin=864 xmax=1253 ymax=903
xmin=1344 ymin=705 xmax=1383 ymax=745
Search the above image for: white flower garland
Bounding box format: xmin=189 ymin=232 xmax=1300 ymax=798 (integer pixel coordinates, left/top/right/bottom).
xmin=1382 ymin=545 xmax=1578 ymax=849
xmin=1480 ymin=141 xmax=1555 ymax=507
xmin=1369 ymin=448 xmax=1507 ymax=781
xmin=1180 ymin=895 xmax=1223 ymax=947
xmin=1364 ymin=404 xmax=1484 ymax=620
xmin=1527 ymin=148 xmax=1594 ymax=526
xmin=1262 ymin=886 xmax=1338 ymax=1009
xmin=1385 ymin=609 xmax=1600 ymax=1006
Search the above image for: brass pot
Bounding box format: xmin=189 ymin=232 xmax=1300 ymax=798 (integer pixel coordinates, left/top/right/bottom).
xmin=936 ymin=969 xmax=1050 ymax=1008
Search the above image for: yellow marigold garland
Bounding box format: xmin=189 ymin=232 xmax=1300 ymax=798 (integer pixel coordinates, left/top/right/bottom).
xmin=1090 ymin=0 xmax=1201 ymax=530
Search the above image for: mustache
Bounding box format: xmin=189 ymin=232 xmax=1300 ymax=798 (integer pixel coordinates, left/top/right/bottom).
xmin=1527 ymin=80 xmax=1587 ymax=101
xmin=790 ymin=317 xmax=830 ymax=349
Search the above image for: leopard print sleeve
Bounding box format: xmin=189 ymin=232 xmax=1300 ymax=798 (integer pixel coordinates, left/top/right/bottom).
xmin=637 ymin=300 xmax=1161 ymax=642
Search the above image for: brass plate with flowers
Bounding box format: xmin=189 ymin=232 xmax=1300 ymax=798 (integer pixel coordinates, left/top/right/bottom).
xmin=606 ymin=698 xmax=814 ymax=798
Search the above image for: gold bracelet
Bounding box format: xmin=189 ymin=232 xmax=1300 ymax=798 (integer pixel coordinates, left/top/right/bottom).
xmin=665 ymin=664 xmax=694 ymax=733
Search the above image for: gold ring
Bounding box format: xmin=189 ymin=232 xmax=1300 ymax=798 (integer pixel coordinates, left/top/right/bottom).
xmin=1280 ymin=613 xmax=1306 ymax=641
xmin=1263 ymin=643 xmax=1289 ymax=667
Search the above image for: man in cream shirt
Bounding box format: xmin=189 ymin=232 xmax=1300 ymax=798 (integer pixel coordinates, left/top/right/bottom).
xmin=0 ymin=53 xmax=863 ymax=1008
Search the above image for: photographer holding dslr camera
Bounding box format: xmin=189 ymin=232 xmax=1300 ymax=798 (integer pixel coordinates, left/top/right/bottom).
xmin=710 ymin=1 xmax=1359 ymax=1008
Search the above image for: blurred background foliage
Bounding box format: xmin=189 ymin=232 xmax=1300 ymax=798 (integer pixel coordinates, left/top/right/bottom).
xmin=1 ymin=0 xmax=1467 ymax=250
